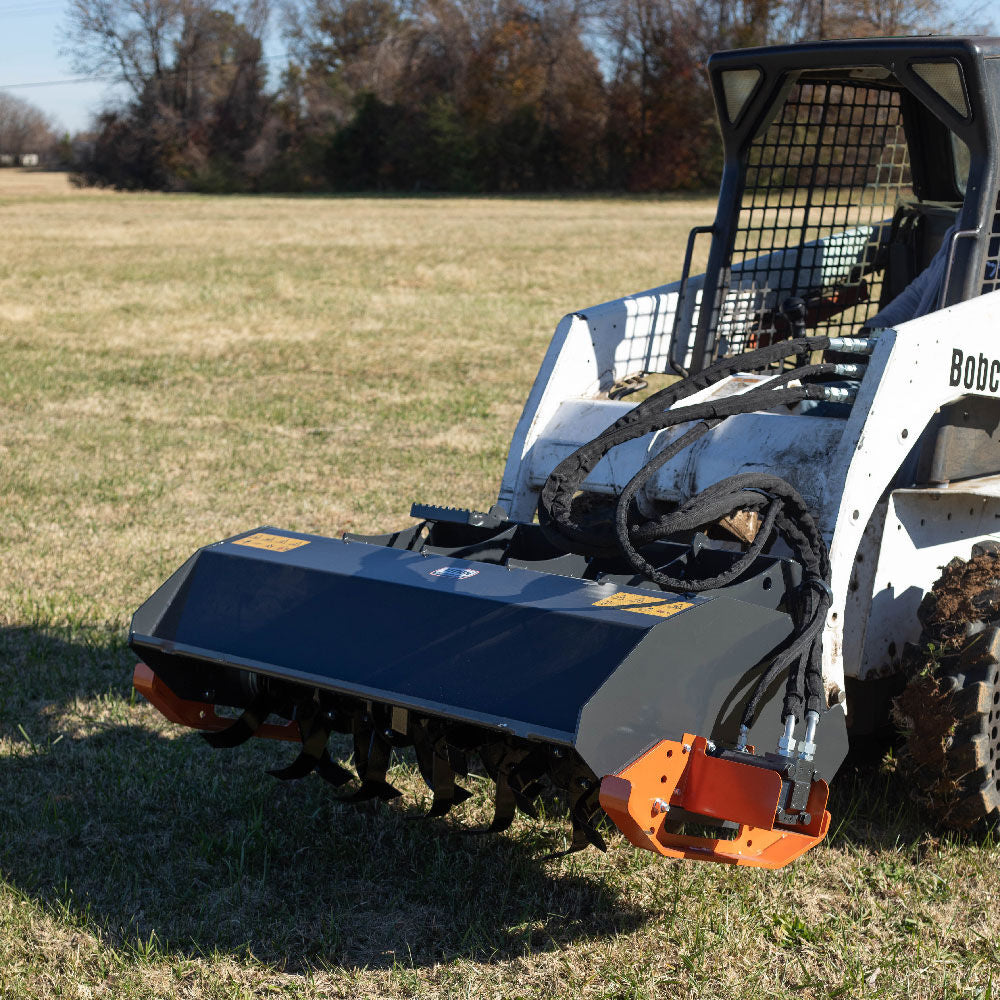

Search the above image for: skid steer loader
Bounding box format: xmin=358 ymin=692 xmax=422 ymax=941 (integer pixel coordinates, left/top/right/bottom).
xmin=132 ymin=36 xmax=1000 ymax=867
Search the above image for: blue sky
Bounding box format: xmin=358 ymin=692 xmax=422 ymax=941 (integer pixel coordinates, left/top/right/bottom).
xmin=0 ymin=1 xmax=115 ymax=132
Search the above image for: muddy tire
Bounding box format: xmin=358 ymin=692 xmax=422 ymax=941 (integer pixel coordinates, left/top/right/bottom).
xmin=894 ymin=546 xmax=1000 ymax=829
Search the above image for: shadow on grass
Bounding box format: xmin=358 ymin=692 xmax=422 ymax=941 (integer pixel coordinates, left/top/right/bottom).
xmin=4 ymin=623 xmax=995 ymax=972
xmin=827 ymin=756 xmax=927 ymax=849
xmin=0 ymin=624 xmax=645 ymax=970
xmin=826 ymin=733 xmax=1000 ymax=860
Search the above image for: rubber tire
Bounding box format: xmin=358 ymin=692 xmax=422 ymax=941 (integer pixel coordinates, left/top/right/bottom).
xmin=935 ymin=622 xmax=1000 ymax=828
xmin=897 ymin=549 xmax=1000 ymax=830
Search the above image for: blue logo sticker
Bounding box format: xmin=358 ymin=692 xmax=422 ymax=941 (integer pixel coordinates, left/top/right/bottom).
xmin=429 ymin=566 xmax=480 ymax=581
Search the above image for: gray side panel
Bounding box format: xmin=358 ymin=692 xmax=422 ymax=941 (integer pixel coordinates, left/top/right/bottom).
xmin=130 ymin=551 xmax=201 ymax=637
xmin=576 ymin=598 xmax=793 ymax=777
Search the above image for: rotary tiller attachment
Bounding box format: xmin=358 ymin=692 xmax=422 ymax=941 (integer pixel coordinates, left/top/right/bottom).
xmin=131 ymin=514 xmax=844 ymax=867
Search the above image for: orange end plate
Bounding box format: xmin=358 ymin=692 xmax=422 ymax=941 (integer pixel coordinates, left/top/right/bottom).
xmin=133 ymin=663 xmax=300 ymax=742
xmin=599 ymin=734 xmax=830 ymax=869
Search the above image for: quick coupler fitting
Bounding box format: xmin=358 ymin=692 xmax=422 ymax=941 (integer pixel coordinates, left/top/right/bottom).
xmin=797 ymin=711 xmax=819 ymax=761
xmin=827 ymin=335 xmax=879 ymax=354
xmin=776 ymin=716 xmax=797 ymax=758
xmin=831 ymin=363 xmax=866 ymax=378
xmin=819 ymin=385 xmax=858 ymax=404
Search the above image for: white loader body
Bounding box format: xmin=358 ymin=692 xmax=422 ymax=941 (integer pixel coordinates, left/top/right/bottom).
xmin=500 ymin=283 xmax=1000 ymax=705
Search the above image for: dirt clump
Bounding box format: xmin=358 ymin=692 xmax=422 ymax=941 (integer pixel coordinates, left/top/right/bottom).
xmin=915 ymin=548 xmax=1000 ymax=636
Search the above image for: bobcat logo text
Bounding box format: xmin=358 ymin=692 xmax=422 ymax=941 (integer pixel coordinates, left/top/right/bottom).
xmin=949 ymin=349 xmax=1000 ymax=393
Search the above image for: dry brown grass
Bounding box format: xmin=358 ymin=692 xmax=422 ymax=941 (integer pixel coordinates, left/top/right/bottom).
xmin=1 ymin=170 xmax=999 ymax=1000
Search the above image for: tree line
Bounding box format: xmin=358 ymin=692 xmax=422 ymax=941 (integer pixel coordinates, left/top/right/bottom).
xmin=63 ymin=0 xmax=966 ymax=193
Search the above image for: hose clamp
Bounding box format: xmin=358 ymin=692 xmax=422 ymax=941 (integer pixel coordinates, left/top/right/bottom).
xmin=804 ymin=577 xmax=834 ymax=602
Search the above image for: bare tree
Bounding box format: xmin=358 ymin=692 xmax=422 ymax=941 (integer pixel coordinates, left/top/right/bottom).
xmin=0 ymin=93 xmax=58 ymax=158
xmin=769 ymin=0 xmax=989 ymax=40
xmin=819 ymin=0 xmax=950 ymax=37
xmin=602 ymin=0 xmax=730 ymax=187
xmin=281 ymin=0 xmax=409 ymax=127
xmin=63 ymin=0 xmax=270 ymax=102
xmin=63 ymin=0 xmax=185 ymax=99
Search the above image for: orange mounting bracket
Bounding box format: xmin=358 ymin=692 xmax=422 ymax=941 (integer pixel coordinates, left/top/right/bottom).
xmin=600 ymin=734 xmax=830 ymax=869
xmin=133 ymin=663 xmax=300 ymax=742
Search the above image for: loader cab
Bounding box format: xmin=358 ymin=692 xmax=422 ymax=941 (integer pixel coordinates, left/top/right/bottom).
xmin=680 ymin=37 xmax=1000 ymax=374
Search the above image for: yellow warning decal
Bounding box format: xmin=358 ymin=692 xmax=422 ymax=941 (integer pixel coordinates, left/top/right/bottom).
xmin=232 ymin=532 xmax=310 ymax=553
xmin=591 ymin=591 xmax=695 ymax=619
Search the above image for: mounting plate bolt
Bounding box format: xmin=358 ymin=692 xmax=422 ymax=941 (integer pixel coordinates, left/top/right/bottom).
xmin=652 ymin=798 xmax=670 ymax=815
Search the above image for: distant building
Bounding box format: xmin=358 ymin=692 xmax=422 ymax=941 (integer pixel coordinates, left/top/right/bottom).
xmin=0 ymin=153 xmax=40 ymax=167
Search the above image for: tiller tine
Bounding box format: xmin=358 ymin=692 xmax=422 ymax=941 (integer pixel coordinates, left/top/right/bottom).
xmin=543 ymin=784 xmax=607 ymax=860
xmin=570 ymin=785 xmax=607 ymax=853
xmin=431 ymin=783 xmax=474 ymax=817
xmin=203 ymin=691 xmax=275 ymax=748
xmin=599 ymin=734 xmax=831 ymax=869
xmin=474 ymin=745 xmax=536 ymax=833
xmin=487 ymin=770 xmax=518 ymax=833
xmin=448 ymin=748 xmax=470 ymax=779
xmin=268 ymin=715 xmax=353 ymax=787
xmin=508 ymin=746 xmax=551 ymax=819
xmin=411 ymin=721 xmax=471 ymax=817
xmin=348 ymin=725 xmax=402 ymax=802
xmin=465 ymin=744 xmax=558 ymax=834
xmin=315 ymin=754 xmax=355 ymax=787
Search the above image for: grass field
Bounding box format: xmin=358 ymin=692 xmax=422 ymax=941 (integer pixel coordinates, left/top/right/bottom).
xmin=1 ymin=169 xmax=998 ymax=1000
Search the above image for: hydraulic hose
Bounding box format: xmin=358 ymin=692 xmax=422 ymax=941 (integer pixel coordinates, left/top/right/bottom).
xmin=537 ymin=338 xmax=852 ymax=734
xmin=537 ymin=337 xmax=835 ymax=557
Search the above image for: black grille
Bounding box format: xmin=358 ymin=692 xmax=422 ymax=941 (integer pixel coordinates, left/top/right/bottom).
xmin=983 ymin=191 xmax=1000 ymax=295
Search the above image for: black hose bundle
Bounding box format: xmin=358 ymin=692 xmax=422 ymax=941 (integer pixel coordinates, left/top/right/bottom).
xmin=537 ymin=337 xmax=840 ymax=733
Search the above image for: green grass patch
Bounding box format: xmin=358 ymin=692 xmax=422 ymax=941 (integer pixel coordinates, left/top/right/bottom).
xmin=1 ymin=171 xmax=998 ymax=999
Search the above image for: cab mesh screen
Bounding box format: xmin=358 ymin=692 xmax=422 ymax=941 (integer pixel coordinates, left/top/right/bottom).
xmin=713 ymin=81 xmax=912 ymax=355
xmin=982 ymin=191 xmax=1000 ymax=295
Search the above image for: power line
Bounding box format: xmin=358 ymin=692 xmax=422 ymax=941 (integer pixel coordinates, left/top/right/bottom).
xmin=0 ymin=51 xmax=291 ymax=91
xmin=0 ymin=75 xmax=112 ymax=90
xmin=0 ymin=2 xmax=64 ymax=13
xmin=0 ymin=2 xmax=65 ymax=17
